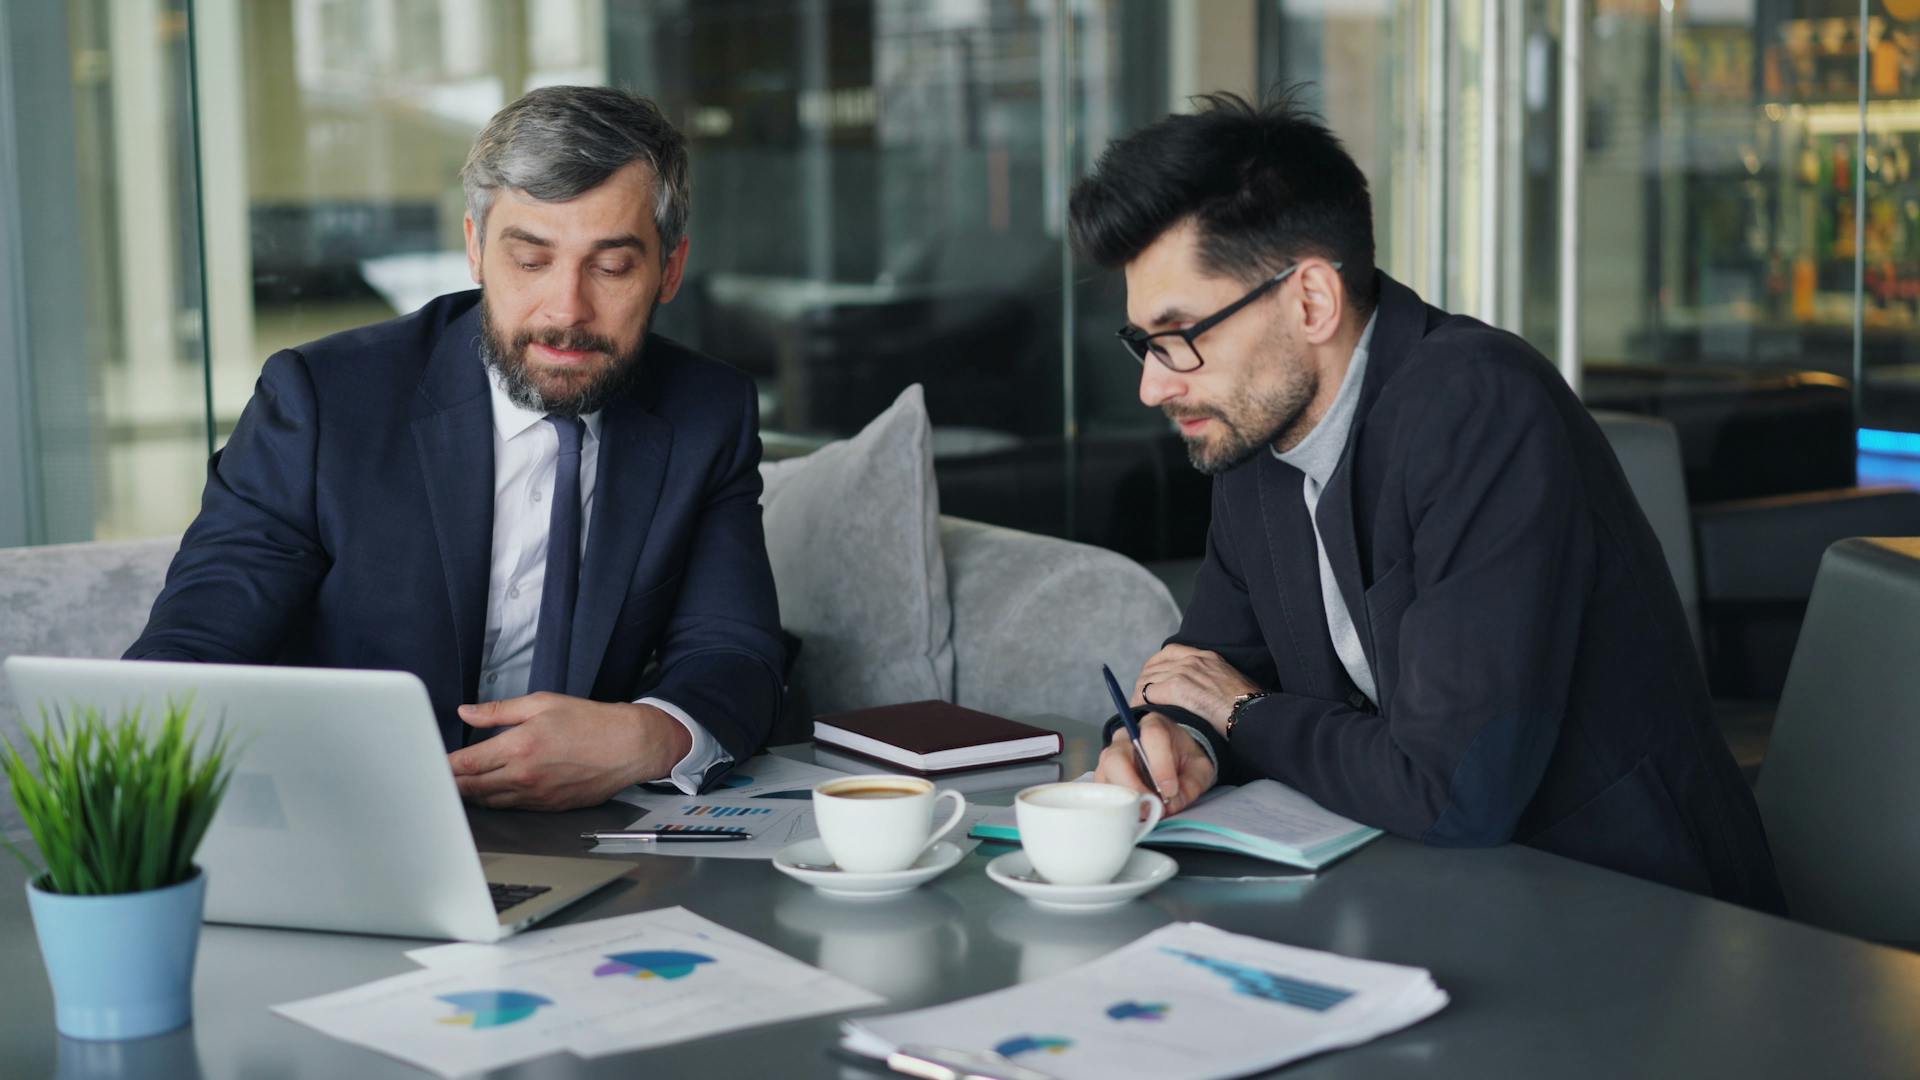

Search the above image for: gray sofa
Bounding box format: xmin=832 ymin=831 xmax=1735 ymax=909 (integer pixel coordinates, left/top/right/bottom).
xmin=0 ymin=517 xmax=1180 ymax=838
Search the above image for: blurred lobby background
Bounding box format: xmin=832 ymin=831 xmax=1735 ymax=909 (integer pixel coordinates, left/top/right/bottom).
xmin=4 ymin=0 xmax=1918 ymax=567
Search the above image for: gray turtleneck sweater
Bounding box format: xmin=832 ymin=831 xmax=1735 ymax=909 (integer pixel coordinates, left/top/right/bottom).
xmin=1271 ymin=313 xmax=1380 ymax=707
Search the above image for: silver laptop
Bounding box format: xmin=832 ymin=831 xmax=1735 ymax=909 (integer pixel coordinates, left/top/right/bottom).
xmin=3 ymin=656 xmax=628 ymax=942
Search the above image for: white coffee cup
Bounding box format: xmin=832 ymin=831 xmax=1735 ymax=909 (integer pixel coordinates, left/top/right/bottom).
xmin=812 ymin=774 xmax=967 ymax=874
xmin=1015 ymin=782 xmax=1164 ymax=886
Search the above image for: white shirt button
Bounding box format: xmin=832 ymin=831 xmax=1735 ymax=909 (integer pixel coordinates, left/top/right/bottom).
xmin=486 ymin=672 xmax=498 ymax=685
xmin=508 ymin=585 xmax=520 ymax=599
xmin=532 ymin=489 xmax=544 ymax=504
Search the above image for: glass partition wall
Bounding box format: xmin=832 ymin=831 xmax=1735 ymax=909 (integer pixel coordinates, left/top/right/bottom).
xmin=2 ymin=1 xmax=1911 ymax=552
xmin=1580 ymin=2 xmax=1920 ymax=440
xmin=1 ymin=0 xmax=207 ymax=545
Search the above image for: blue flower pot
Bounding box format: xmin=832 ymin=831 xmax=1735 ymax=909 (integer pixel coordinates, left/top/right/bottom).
xmin=26 ymin=868 xmax=207 ymax=1041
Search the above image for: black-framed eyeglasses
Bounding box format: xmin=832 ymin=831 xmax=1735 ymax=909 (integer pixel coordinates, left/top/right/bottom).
xmin=1115 ymin=260 xmax=1341 ymax=372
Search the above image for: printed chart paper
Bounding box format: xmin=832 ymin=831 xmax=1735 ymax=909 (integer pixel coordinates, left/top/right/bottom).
xmin=602 ymin=793 xmax=991 ymax=860
xmin=275 ymin=907 xmax=881 ymax=1076
xmin=612 ymin=753 xmax=852 ymax=809
xmin=403 ymin=905 xmax=802 ymax=974
xmin=842 ymin=922 xmax=1446 ymax=1080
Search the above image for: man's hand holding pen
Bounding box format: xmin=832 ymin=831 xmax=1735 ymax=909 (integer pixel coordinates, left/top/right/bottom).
xmin=1093 ymin=711 xmax=1217 ymax=815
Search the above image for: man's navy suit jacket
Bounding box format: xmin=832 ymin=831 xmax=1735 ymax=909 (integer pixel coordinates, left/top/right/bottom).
xmin=126 ymin=291 xmax=784 ymax=787
xmin=1162 ymin=273 xmax=1785 ymax=912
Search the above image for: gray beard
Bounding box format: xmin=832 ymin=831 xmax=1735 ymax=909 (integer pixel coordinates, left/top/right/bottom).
xmin=477 ymin=300 xmax=648 ymax=418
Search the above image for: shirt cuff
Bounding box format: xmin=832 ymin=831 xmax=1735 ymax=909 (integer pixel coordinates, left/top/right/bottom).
xmin=1177 ymin=723 xmax=1220 ymax=774
xmin=637 ymin=697 xmax=733 ymax=794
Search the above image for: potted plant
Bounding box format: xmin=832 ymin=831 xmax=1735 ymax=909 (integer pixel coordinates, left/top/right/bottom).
xmin=3 ymin=700 xmax=235 ymax=1040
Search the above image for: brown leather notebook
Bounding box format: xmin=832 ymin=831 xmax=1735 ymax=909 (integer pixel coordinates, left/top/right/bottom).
xmin=810 ymin=701 xmax=1063 ymax=775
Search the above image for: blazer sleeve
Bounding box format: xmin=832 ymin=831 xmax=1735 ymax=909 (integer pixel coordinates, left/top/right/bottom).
xmin=642 ymin=381 xmax=785 ymax=775
xmin=1170 ymin=480 xmax=1283 ymax=692
xmin=125 ymin=350 xmax=330 ymax=663
xmin=1225 ymin=364 xmax=1595 ymax=846
xmin=1121 ymin=479 xmax=1279 ymax=779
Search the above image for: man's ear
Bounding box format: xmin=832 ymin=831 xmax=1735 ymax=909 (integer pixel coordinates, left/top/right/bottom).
xmin=463 ymin=213 xmax=484 ymax=284
xmin=1296 ymin=258 xmax=1345 ymax=346
xmin=656 ymin=235 xmax=692 ymax=305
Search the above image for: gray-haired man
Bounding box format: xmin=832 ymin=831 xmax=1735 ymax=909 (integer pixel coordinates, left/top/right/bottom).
xmin=128 ymin=86 xmax=786 ymax=809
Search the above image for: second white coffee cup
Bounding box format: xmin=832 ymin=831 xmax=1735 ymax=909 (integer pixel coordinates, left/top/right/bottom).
xmin=1015 ymin=781 xmax=1164 ymax=886
xmin=812 ymin=774 xmax=967 ymax=874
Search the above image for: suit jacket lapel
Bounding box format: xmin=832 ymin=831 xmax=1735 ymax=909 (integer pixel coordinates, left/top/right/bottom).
xmin=410 ymin=304 xmax=494 ymax=746
xmin=1308 ymin=272 xmax=1441 ymax=687
xmin=566 ymin=380 xmax=673 ymax=697
xmin=1254 ymin=454 xmax=1356 ymax=701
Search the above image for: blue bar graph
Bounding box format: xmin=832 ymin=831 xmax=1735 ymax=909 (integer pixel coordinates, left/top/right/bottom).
xmin=678 ymin=804 xmax=774 ymax=818
xmin=1161 ymin=948 xmax=1355 ymax=1012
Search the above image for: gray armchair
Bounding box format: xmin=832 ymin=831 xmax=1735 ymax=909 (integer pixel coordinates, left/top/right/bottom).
xmin=1593 ymin=410 xmax=1920 ymax=701
xmin=1755 ymin=537 xmax=1920 ymax=945
xmin=1591 ymin=411 xmax=1700 ymax=649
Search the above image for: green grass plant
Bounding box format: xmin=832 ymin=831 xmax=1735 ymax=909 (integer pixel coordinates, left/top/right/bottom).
xmin=2 ymin=700 xmax=236 ymax=896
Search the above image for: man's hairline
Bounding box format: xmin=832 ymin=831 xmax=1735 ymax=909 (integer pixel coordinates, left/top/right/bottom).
xmin=467 ymin=164 xmax=677 ymax=265
xmin=1121 ymin=218 xmax=1361 ymax=329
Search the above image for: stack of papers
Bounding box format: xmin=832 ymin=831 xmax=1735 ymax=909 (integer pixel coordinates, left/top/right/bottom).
xmin=273 ymin=906 xmax=881 ymax=1076
xmin=842 ymin=922 xmax=1445 ymax=1080
xmin=972 ymin=779 xmax=1382 ymax=871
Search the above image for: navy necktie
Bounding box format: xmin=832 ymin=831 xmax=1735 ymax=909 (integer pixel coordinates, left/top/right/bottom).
xmin=527 ymin=415 xmax=586 ymax=695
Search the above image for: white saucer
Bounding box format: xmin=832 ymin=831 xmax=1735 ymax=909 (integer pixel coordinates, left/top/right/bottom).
xmin=772 ymin=839 xmax=964 ymax=899
xmin=985 ymin=849 xmax=1178 ymax=912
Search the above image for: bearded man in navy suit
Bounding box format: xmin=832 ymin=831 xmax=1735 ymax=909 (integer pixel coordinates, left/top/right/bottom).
xmin=128 ymin=86 xmax=783 ymax=809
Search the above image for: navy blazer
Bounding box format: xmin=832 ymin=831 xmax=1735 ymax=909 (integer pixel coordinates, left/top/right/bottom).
xmin=1156 ymin=273 xmax=1785 ymax=911
xmin=127 ymin=291 xmax=784 ymax=787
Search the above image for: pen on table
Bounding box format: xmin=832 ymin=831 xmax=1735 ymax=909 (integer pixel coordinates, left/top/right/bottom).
xmin=1101 ymin=664 xmax=1162 ymax=799
xmin=579 ymin=830 xmax=754 ymax=843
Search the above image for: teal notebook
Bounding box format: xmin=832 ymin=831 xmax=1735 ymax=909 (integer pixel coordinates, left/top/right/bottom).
xmin=970 ymin=778 xmax=1382 ymax=871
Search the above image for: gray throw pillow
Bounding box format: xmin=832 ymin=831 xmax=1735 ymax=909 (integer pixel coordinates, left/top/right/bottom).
xmin=759 ymin=384 xmax=954 ymax=715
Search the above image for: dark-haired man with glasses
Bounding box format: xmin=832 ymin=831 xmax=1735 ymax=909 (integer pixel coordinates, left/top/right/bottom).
xmin=1078 ymin=92 xmax=1783 ymax=911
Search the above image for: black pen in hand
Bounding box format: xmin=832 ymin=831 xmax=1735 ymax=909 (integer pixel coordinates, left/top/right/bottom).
xmin=1102 ymin=664 xmax=1163 ymax=799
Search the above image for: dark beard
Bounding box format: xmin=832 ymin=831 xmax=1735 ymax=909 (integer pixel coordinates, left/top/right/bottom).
xmin=478 ymin=297 xmax=648 ymax=417
xmin=1169 ymin=378 xmax=1316 ymax=475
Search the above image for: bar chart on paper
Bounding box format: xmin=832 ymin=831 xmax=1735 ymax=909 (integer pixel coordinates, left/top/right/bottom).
xmin=1160 ymin=949 xmax=1354 ymax=1012
xmin=678 ymin=804 xmax=776 ymax=818
xmin=610 ymin=796 xmax=819 ymax=858
xmin=647 ymin=824 xmax=751 ymax=836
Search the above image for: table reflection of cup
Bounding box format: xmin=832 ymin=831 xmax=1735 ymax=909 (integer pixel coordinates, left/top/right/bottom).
xmin=988 ymin=901 xmax=1169 ymax=984
xmin=774 ymin=882 xmax=966 ymax=1002
xmin=58 ymin=1027 xmax=203 ymax=1080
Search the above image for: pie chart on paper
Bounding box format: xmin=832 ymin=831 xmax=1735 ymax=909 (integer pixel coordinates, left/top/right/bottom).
xmin=593 ymin=950 xmax=717 ymax=980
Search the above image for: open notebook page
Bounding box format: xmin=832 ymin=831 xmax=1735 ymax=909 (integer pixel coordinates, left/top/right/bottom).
xmin=1163 ymin=780 xmax=1373 ymax=853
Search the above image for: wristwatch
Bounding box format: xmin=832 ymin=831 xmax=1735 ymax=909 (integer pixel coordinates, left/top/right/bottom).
xmin=1225 ymin=690 xmax=1273 ymax=738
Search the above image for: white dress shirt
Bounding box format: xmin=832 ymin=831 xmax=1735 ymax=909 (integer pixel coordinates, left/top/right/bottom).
xmin=477 ymin=368 xmax=729 ymax=793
